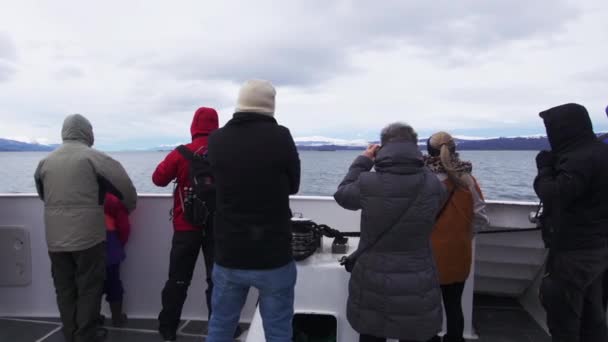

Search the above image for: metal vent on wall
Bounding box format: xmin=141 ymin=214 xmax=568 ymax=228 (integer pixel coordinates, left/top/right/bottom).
xmin=0 ymin=226 xmax=32 ymax=286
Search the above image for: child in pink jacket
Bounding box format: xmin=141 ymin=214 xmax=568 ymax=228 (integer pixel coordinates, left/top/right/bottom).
xmin=103 ymin=193 xmax=130 ymax=327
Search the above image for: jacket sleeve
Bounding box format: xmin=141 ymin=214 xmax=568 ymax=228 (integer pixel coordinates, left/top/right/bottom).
xmin=534 ymin=153 xmax=590 ymax=209
xmin=91 ymin=152 xmax=137 ymax=213
xmin=334 ymin=155 xmax=374 ymax=211
xmin=115 ymin=201 xmax=131 ymax=245
xmin=152 ymin=150 xmax=179 ymax=187
xmin=470 ymin=177 xmax=489 ymax=234
xmin=283 ymin=128 xmax=301 ymax=195
xmin=34 ymin=160 xmax=45 ymax=200
xmin=105 ymin=194 xmax=131 ymax=245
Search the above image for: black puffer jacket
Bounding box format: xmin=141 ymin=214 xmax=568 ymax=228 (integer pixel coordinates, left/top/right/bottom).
xmin=534 ymin=103 xmax=608 ymax=252
xmin=334 ymin=142 xmax=445 ymax=341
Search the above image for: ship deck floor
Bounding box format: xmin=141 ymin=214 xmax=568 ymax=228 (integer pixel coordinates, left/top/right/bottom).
xmin=0 ymin=295 xmax=550 ymax=342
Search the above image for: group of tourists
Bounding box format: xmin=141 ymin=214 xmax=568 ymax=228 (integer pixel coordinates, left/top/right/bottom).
xmin=33 ymin=78 xmax=608 ymax=342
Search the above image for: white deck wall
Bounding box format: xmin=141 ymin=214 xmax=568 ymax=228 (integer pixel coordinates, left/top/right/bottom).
xmin=0 ymin=194 xmax=539 ymax=326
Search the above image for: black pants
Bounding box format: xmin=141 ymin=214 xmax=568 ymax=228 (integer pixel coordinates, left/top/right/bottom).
xmin=440 ymin=282 xmax=465 ymax=342
xmin=360 ymin=334 xmax=419 ymax=342
xmin=49 ymin=242 xmax=106 ymax=342
xmin=603 ymin=270 xmax=608 ymax=311
xmin=158 ymin=229 xmax=214 ymax=334
xmin=104 ymin=263 xmax=123 ymax=302
xmin=541 ymin=267 xmax=607 ymax=341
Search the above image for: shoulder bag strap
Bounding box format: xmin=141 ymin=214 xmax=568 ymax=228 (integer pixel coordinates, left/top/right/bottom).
xmin=436 ymin=186 xmax=456 ymax=220
xmin=176 ymin=145 xmax=194 ymax=161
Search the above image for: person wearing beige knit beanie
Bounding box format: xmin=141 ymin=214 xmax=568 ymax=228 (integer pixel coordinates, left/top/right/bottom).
xmin=207 ymin=79 xmax=301 ymax=342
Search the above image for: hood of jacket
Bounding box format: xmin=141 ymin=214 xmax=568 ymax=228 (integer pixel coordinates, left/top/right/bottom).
xmin=61 ymin=114 xmax=94 ymax=146
xmin=191 ymin=107 xmax=219 ymax=139
xmin=540 ymin=103 xmax=596 ymax=153
xmin=374 ymin=141 xmax=424 ymax=174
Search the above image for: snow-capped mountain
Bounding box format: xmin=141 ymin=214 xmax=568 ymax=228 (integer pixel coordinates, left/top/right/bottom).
xmin=0 ymin=138 xmax=58 ymax=151
xmin=293 ymin=136 xmax=370 ymax=147
xmin=4 ymin=133 xmax=605 ymax=152
xmin=295 ymin=135 xmax=554 ymax=151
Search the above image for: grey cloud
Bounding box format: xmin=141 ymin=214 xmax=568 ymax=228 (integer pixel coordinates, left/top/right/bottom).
xmin=441 ymin=84 xmax=555 ymax=107
xmin=0 ymin=32 xmax=16 ymax=62
xmin=53 ymin=65 xmax=85 ymax=80
xmin=125 ymin=37 xmax=354 ymax=87
xmin=164 ymin=43 xmax=348 ymax=87
xmin=0 ymin=33 xmax=17 ymax=82
xmin=125 ymin=0 xmax=578 ymax=88
xmin=0 ymin=61 xmax=15 ymax=82
xmin=124 ymin=80 xmax=234 ymax=114
xmin=160 ymin=92 xmax=232 ymax=112
xmin=340 ymin=0 xmax=578 ymax=51
xmin=573 ymin=67 xmax=608 ymax=83
xmin=119 ymin=31 xmax=351 ymax=87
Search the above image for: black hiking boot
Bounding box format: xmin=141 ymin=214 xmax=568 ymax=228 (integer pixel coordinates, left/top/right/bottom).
xmin=109 ymin=301 xmax=128 ymax=327
xmin=159 ymin=328 xmax=177 ymax=342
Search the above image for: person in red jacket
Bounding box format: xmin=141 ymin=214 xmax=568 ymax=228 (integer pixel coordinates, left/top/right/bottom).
xmin=152 ymin=107 xmax=219 ymax=342
xmin=102 ymin=193 xmax=131 ymax=327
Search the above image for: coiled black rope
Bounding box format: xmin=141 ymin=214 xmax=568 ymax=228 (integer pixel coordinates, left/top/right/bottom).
xmin=292 ymin=221 xmax=352 ymax=261
xmin=292 ymin=215 xmax=544 ymax=262
xmin=292 ymin=220 xmax=322 ymax=261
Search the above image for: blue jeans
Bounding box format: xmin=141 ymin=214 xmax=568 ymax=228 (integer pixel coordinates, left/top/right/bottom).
xmin=207 ymin=261 xmax=297 ymax=342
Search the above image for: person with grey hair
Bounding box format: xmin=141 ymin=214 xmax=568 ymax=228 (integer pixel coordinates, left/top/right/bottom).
xmin=34 ymin=114 xmax=137 ymax=342
xmin=334 ymin=122 xmax=446 ymax=342
xmin=380 ymin=122 xmax=419 ymax=145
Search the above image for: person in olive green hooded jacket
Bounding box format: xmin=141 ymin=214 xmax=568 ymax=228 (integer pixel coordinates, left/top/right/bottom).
xmin=34 ymin=114 xmax=137 ymax=342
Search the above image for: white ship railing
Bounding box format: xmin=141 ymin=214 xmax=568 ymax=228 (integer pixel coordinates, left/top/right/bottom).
xmin=0 ymin=194 xmax=543 ymax=340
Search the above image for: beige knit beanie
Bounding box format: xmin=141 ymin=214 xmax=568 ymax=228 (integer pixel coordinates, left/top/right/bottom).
xmin=235 ymin=79 xmax=276 ymax=116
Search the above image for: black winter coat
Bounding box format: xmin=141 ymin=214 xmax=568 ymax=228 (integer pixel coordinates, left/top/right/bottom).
xmin=208 ymin=112 xmax=300 ymax=269
xmin=534 ymin=103 xmax=608 ymax=251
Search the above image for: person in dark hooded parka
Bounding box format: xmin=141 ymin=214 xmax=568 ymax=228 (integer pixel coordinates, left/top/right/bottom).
xmin=534 ymin=103 xmax=608 ymax=342
xmin=601 ymin=106 xmax=608 ymax=312
xmin=600 ymin=106 xmax=608 ymax=144
xmin=334 ymin=122 xmax=446 ymax=342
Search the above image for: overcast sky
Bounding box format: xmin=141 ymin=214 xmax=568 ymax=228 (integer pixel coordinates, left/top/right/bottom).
xmin=0 ymin=0 xmax=607 ymax=150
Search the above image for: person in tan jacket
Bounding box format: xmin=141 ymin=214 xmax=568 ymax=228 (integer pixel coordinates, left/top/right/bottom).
xmin=424 ymin=132 xmax=489 ymax=342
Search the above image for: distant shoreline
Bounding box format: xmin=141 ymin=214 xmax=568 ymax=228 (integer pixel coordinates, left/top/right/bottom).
xmin=4 ymin=133 xmax=607 ymax=152
xmin=1 ymin=148 xmax=547 ymax=153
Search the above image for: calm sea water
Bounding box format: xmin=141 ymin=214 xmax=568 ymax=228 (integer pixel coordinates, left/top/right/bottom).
xmin=0 ymin=150 xmax=539 ymax=202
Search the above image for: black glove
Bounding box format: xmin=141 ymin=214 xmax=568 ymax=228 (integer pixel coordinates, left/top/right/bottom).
xmin=535 ymin=150 xmax=555 ymax=169
xmin=541 ymin=224 xmax=553 ymax=249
